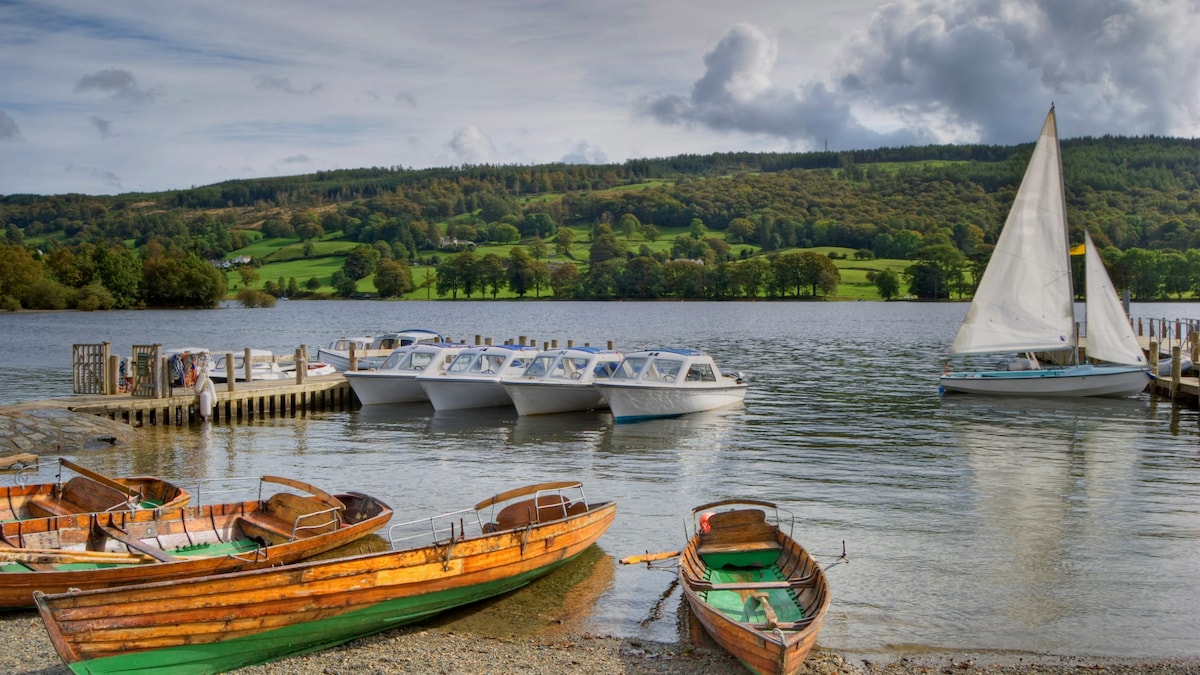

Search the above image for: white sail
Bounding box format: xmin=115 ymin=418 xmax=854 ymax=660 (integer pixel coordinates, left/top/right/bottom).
xmin=950 ymin=108 xmax=1076 ymax=355
xmin=1083 ymin=231 xmax=1146 ymax=366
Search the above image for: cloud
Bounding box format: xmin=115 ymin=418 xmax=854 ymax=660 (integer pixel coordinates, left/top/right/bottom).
xmin=639 ymin=1 xmax=1200 ymax=149
xmin=636 ymin=23 xmax=930 ymax=150
xmin=839 ymin=0 xmax=1200 ymax=142
xmin=89 ymin=116 xmax=113 ymax=139
xmin=448 ymin=125 xmax=496 ymax=164
xmin=252 ymin=74 xmax=323 ymax=95
xmin=281 ymin=154 xmax=310 ymax=164
xmin=66 ymin=164 xmax=122 ymax=190
xmin=561 ymin=140 xmax=607 ymax=164
xmin=0 ymin=110 xmax=20 ymax=140
xmin=394 ymin=91 xmax=418 ymax=107
xmin=74 ymin=69 xmax=156 ymax=104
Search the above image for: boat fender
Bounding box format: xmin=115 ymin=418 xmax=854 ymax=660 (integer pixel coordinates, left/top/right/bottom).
xmin=196 ymin=374 xmax=216 ymax=419
xmin=699 ymin=511 xmax=714 ymax=534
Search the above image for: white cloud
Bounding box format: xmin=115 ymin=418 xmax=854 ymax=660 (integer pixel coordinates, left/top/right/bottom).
xmin=447 ymin=125 xmax=496 ymax=165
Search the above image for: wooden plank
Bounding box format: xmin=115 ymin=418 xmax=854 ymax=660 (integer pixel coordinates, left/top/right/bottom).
xmin=94 ymin=524 xmax=178 ymax=562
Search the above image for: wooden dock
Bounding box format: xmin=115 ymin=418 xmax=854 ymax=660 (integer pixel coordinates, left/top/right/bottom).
xmin=67 ymin=374 xmax=355 ymax=426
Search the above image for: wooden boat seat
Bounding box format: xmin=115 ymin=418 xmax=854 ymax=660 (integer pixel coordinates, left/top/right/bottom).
xmin=238 ymin=493 xmax=340 ymax=545
xmin=683 ymin=574 xmax=819 ymax=592
xmin=484 ymin=496 xmax=587 ymax=532
xmin=27 ymin=477 xmax=129 ymax=518
xmin=696 ymin=508 xmax=782 ymax=555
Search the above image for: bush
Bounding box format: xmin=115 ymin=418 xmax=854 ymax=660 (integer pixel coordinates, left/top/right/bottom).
xmin=236 ymin=287 xmax=278 ymax=308
xmin=0 ymin=295 xmax=20 ymax=311
xmin=22 ymin=279 xmax=72 ymax=309
xmin=73 ymin=283 xmax=116 ymax=311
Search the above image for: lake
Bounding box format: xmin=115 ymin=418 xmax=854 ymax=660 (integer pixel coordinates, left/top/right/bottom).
xmin=1 ymin=300 xmax=1198 ymax=661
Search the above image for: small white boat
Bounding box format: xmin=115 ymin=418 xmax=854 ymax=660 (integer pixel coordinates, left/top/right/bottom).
xmin=281 ymin=360 xmax=337 ymax=378
xmin=317 ymin=329 xmax=444 ymax=371
xmin=344 ymin=342 xmax=469 ymax=405
xmin=594 ymin=348 xmax=748 ymax=423
xmin=418 ymin=344 xmax=540 ymax=411
xmin=210 ymin=350 xmax=289 ymax=383
xmin=501 ymin=347 xmax=623 ymax=416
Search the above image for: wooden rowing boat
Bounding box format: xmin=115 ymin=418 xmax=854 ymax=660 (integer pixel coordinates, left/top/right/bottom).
xmin=35 ymin=481 xmax=615 ymax=675
xmin=0 ymin=458 xmax=190 ymax=521
xmin=0 ymin=475 xmax=392 ymax=609
xmin=679 ymin=499 xmax=830 ymax=675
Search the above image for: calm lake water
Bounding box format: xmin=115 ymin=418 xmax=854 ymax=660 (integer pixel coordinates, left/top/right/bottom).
xmin=1 ymin=300 xmax=1198 ymax=661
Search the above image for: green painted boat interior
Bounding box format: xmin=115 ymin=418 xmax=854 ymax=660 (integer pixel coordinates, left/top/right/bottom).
xmin=699 ymin=549 xmax=805 ymax=624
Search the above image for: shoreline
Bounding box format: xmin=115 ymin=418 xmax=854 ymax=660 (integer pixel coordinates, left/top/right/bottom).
xmin=4 ymin=610 xmax=1196 ymax=675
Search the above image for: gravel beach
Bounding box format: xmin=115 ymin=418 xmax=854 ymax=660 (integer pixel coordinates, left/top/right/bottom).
xmin=4 ymin=608 xmax=1196 ymax=675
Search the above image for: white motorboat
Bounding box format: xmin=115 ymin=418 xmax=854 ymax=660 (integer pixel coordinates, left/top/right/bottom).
xmin=593 ymin=348 xmax=747 ymax=423
xmin=501 ymin=346 xmax=622 ymax=416
xmin=418 ymin=344 xmax=540 ymax=411
xmin=210 ymin=350 xmax=289 ymax=383
xmin=316 ymin=329 xmax=444 ymax=371
xmin=940 ymin=106 xmax=1152 ymax=397
xmin=344 ymin=342 xmax=468 ymax=405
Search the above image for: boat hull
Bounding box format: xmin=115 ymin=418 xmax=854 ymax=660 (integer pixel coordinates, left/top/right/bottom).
xmin=0 ymin=484 xmax=392 ymax=609
xmin=596 ymin=382 xmax=746 ymax=422
xmin=939 ymin=365 xmax=1151 ymax=397
xmin=343 ymin=371 xmax=427 ymax=405
xmin=36 ymin=499 xmax=616 ymax=675
xmin=420 ymin=378 xmax=513 ymax=410
xmin=502 ymin=381 xmax=608 ymax=415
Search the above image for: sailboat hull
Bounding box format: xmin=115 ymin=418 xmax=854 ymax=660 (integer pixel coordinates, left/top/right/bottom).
xmin=939 ymin=365 xmax=1151 ymax=398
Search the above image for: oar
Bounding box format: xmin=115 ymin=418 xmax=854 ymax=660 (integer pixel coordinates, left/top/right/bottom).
xmin=619 ymin=550 xmax=681 ymax=565
xmin=0 ymin=550 xmax=155 ymax=565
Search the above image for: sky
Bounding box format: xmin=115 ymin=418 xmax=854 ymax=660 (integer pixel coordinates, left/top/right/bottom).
xmin=1 ymin=0 xmax=1198 ymax=196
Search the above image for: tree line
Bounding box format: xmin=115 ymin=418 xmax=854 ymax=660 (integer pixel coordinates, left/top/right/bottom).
xmin=1 ymin=134 xmax=1198 ymax=308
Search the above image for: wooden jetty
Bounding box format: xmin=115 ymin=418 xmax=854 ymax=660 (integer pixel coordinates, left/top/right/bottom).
xmin=67 ymin=374 xmax=354 ymax=426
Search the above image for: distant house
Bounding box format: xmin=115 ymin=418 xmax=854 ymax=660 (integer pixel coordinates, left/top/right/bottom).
xmin=438 ymin=237 xmax=476 ymax=251
xmin=210 ymin=254 xmax=253 ymax=270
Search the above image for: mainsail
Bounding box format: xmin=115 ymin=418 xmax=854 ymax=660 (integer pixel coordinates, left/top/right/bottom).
xmin=950 ymin=108 xmax=1076 ymax=355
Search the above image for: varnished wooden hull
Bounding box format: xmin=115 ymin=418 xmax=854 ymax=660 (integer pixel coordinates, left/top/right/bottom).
xmin=679 ymin=501 xmax=830 ymax=675
xmin=1 ymin=480 xmax=392 ymax=609
xmin=35 ymin=487 xmax=615 ymax=675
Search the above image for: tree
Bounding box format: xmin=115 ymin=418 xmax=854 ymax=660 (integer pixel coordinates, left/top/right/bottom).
xmin=549 ymin=262 xmax=579 ymax=298
xmin=875 ymin=269 xmax=900 ymax=300
xmin=140 ymin=248 xmax=227 ymax=308
xmin=554 ymin=227 xmax=576 ymax=258
xmin=305 ymin=277 xmax=321 ymax=291
xmin=477 ymin=253 xmax=506 ymax=298
xmin=343 ymin=245 xmax=379 ymax=281
xmin=237 ymin=266 xmax=259 ymax=288
xmin=797 ymin=252 xmax=840 ymax=297
xmin=330 ymin=269 xmax=358 ymax=297
xmin=507 ymin=246 xmax=536 ymax=297
xmin=588 ymin=224 xmax=625 ymax=264
xmin=726 ymin=218 xmax=756 ymax=244
xmin=618 ymin=213 xmax=641 ymax=240
xmin=374 ymin=259 xmax=415 ymax=298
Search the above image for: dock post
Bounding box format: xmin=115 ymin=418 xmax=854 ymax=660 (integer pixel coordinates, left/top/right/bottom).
xmin=224 ymin=353 xmax=236 ymax=392
xmin=348 ymin=343 xmax=358 ymax=372
xmin=1149 ymin=341 xmax=1160 ymax=381
xmin=243 ymin=347 xmax=254 ymax=383
xmin=295 ymin=348 xmax=305 ymax=385
xmin=1171 ymin=346 xmax=1182 ymax=398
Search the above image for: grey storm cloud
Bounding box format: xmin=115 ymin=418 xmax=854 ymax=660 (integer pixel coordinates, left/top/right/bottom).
xmin=636 ymin=23 xmax=930 ymax=150
xmin=253 ymin=74 xmax=324 ymax=95
xmin=281 ymin=154 xmax=310 ymax=164
xmin=640 ymin=0 xmax=1200 ymax=149
xmin=841 ymin=0 xmax=1200 ymax=142
xmin=66 ymin=164 xmax=121 ymax=189
xmin=89 ymin=116 xmax=113 ymax=139
xmin=394 ymin=91 xmax=418 ymax=107
xmin=74 ymin=69 xmax=156 ymax=104
xmin=0 ymin=110 xmax=20 ymax=140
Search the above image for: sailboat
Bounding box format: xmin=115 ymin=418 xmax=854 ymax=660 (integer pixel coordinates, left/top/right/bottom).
xmin=939 ymin=106 xmax=1152 ymax=397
